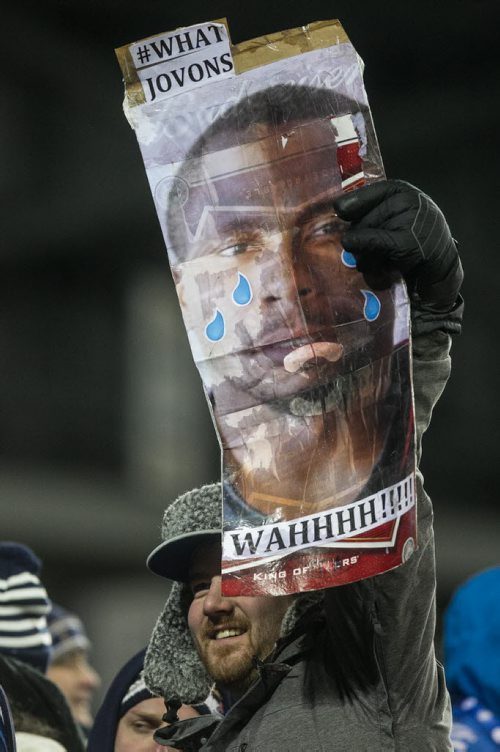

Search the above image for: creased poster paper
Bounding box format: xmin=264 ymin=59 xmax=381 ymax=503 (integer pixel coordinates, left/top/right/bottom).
xmin=116 ymin=19 xmax=417 ymax=596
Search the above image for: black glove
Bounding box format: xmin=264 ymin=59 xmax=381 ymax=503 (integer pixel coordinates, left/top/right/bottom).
xmin=154 ymin=713 xmax=221 ymax=750
xmin=333 ymin=179 xmax=464 ymax=335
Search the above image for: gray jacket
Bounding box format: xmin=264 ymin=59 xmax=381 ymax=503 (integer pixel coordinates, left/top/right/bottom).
xmin=200 ymin=331 xmax=452 ymax=752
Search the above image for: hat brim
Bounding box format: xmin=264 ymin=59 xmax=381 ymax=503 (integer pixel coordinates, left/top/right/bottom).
xmin=147 ymin=531 xmax=221 ymax=581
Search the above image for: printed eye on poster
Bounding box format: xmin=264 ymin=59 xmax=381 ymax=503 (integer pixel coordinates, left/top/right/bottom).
xmin=116 ymin=19 xmax=417 ymax=596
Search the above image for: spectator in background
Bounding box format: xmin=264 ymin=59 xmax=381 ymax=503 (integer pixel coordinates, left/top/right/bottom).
xmin=0 ymin=542 xmax=85 ymax=751
xmin=0 ymin=649 xmax=85 ymax=752
xmin=88 ymin=647 xmax=212 ymax=752
xmin=46 ymin=604 xmax=101 ymax=733
xmin=444 ymin=566 xmax=500 ymax=751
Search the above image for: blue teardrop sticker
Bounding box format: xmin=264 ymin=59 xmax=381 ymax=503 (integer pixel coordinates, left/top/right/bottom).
xmin=341 ymin=249 xmax=357 ymax=269
xmin=232 ymin=272 xmax=252 ymax=306
xmin=362 ymin=290 xmax=381 ymax=321
xmin=205 ymin=309 xmax=225 ymax=341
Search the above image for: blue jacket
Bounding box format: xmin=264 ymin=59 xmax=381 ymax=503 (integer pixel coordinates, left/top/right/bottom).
xmin=445 ymin=567 xmax=500 ymax=750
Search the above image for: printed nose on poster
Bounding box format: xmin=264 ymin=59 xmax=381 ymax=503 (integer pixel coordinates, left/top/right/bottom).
xmin=257 ymin=232 xmax=303 ymax=309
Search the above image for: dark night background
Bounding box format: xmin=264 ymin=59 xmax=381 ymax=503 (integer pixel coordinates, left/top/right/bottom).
xmin=2 ymin=0 xmax=498 ymax=702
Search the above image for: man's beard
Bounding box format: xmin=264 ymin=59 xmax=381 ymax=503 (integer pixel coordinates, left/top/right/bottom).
xmin=201 ymin=637 xmax=257 ymax=691
xmin=194 ymin=613 xmax=283 ymax=693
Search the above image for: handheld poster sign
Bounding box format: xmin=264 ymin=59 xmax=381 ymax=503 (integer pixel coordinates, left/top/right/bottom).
xmin=116 ymin=19 xmax=417 ymax=596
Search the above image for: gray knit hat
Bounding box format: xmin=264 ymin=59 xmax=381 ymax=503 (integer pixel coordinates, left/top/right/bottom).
xmin=144 ymin=483 xmax=222 ymax=703
xmin=147 ymin=483 xmax=222 ymax=582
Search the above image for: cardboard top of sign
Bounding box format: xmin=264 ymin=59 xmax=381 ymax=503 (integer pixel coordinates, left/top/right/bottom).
xmin=116 ymin=18 xmax=350 ymax=109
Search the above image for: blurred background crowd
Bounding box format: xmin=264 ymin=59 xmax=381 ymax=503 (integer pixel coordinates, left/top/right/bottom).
xmin=2 ymin=0 xmax=498 ymax=715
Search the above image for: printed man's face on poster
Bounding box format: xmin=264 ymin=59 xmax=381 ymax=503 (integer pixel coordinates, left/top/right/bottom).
xmin=167 ymin=115 xmax=398 ymax=430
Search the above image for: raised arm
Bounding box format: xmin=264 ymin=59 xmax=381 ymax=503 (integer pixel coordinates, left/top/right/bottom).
xmin=323 ymin=180 xmax=463 ymax=744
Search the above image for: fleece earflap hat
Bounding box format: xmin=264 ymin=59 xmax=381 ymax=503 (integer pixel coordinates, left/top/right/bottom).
xmin=0 ymin=543 xmax=52 ymax=673
xmin=147 ymin=483 xmax=222 ymax=582
xmin=145 ymin=483 xmax=222 ymax=703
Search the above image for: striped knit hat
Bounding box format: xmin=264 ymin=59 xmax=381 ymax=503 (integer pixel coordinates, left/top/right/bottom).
xmin=47 ymin=604 xmax=90 ymax=663
xmin=0 ymin=543 xmax=52 ymax=673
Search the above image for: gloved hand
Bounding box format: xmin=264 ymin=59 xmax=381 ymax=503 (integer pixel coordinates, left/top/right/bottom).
xmin=333 ymin=179 xmax=464 ymax=334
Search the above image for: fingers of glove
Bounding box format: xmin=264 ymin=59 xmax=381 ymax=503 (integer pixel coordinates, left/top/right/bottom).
xmin=339 ymin=185 xmax=453 ymax=275
xmin=335 ymin=179 xmax=463 ymax=310
xmin=352 ymin=188 xmax=453 ymax=272
xmin=351 ymin=196 xmax=418 ymax=234
xmin=342 ymin=227 xmax=424 ymax=277
xmin=333 ymin=179 xmax=420 ymax=222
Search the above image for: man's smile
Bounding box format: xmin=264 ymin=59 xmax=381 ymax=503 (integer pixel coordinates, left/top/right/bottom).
xmin=213 ymin=628 xmax=246 ymax=640
xmin=205 ymin=623 xmax=248 ymax=641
